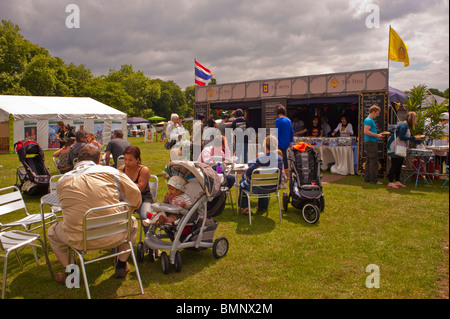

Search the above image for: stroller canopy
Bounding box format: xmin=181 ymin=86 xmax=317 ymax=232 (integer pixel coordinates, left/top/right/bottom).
xmin=166 ymin=161 xmax=221 ymax=198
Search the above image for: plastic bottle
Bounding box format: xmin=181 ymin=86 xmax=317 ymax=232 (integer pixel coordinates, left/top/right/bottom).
xmin=216 ymin=162 xmax=222 ymax=174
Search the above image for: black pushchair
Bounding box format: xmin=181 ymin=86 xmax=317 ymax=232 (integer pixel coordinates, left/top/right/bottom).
xmin=282 ymin=144 xmax=325 ymax=224
xmin=144 ymin=160 xmax=229 ymax=274
xmin=14 ymin=140 xmax=50 ymax=196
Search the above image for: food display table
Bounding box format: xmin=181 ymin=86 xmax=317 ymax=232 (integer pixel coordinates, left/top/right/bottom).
xmin=293 ymin=137 xmax=358 ymax=175
xmin=313 ymin=146 xmax=356 ymax=175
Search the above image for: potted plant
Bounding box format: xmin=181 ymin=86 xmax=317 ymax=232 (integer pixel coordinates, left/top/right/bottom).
xmin=404 ymin=84 xmax=448 ymax=147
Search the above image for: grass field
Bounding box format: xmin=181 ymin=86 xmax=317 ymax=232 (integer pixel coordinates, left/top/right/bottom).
xmin=0 ymin=137 xmax=448 ymax=299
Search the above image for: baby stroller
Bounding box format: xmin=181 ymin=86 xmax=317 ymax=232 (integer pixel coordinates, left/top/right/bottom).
xmin=144 ymin=160 xmax=229 ymax=274
xmin=14 ymin=140 xmax=50 ymax=196
xmin=282 ymin=143 xmax=325 ymax=224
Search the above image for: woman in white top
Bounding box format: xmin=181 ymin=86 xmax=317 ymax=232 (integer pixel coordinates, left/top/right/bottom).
xmin=164 ymin=113 xmax=179 ymax=149
xmin=332 ymin=115 xmax=353 ymax=137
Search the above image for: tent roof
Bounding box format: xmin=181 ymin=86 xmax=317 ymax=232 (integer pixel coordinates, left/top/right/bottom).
xmin=127 ymin=117 xmax=149 ymax=124
xmin=389 ymin=86 xmax=408 ymax=104
xmin=0 ymin=95 xmax=126 ymax=122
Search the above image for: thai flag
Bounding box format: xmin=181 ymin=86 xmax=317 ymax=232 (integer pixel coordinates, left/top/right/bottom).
xmin=195 ymin=60 xmax=214 ymax=86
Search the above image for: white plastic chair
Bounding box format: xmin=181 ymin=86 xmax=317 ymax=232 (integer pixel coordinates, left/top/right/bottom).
xmin=238 ymin=167 xmax=282 ymax=225
xmin=53 ymin=157 xmax=61 ymax=174
xmin=0 ymin=186 xmax=57 ymax=234
xmin=68 ymin=202 xmax=144 ymax=299
xmin=0 ymin=230 xmax=54 ymax=299
xmin=47 ymin=174 xmax=64 ymax=215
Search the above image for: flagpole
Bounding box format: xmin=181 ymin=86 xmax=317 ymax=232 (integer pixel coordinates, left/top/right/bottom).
xmin=388 ymin=25 xmax=391 ymax=70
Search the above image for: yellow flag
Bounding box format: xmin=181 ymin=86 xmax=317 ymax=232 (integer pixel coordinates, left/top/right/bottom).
xmin=389 ymin=27 xmax=409 ymax=67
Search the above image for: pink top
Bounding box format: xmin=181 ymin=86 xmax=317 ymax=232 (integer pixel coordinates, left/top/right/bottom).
xmin=197 ymin=145 xmax=231 ymax=165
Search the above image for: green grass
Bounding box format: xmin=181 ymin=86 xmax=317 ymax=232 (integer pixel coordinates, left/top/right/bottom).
xmin=0 ymin=137 xmax=448 ymax=299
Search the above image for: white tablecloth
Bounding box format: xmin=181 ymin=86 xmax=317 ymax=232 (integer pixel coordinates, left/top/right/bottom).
xmin=313 ymin=146 xmax=355 ymax=175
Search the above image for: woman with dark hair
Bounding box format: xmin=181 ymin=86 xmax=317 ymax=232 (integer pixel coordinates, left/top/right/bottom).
xmin=386 ymin=111 xmax=423 ymax=188
xmin=118 ymin=146 xmax=154 ymax=229
xmin=332 ymin=115 xmax=353 ymax=137
xmin=56 ymin=121 xmax=67 ymax=148
xmin=53 ymin=137 xmax=76 ymax=173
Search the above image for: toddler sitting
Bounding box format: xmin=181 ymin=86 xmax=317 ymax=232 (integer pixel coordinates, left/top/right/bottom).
xmin=143 ymin=175 xmax=193 ymax=226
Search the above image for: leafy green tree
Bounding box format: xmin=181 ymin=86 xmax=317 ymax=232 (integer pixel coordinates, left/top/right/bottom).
xmin=80 ymin=77 xmax=134 ymax=114
xmin=66 ymin=63 xmax=94 ymax=96
xmin=404 ymin=84 xmax=449 ymax=143
xmin=184 ymin=85 xmax=195 ymax=112
xmin=0 ymin=20 xmax=48 ymax=94
xmin=19 ymin=55 xmax=72 ymax=96
xmin=0 ymin=20 xmax=48 ymax=75
xmin=150 ymin=79 xmax=187 ymax=119
xmin=105 ymin=64 xmax=161 ymax=117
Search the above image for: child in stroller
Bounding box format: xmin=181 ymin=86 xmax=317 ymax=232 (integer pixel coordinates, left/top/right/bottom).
xmin=143 ymin=161 xmax=229 ymax=274
xmin=143 ymin=175 xmax=193 ymax=226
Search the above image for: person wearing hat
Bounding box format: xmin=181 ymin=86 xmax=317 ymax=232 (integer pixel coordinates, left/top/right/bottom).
xmin=144 ymin=176 xmax=193 ymax=226
xmin=432 ymin=112 xmax=449 ymax=173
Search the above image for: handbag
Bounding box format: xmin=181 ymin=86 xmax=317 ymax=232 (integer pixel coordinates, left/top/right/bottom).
xmin=393 ymin=130 xmax=407 ymax=157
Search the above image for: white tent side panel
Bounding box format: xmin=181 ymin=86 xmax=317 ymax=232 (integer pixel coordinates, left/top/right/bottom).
xmin=0 ymin=95 xmax=127 ymax=151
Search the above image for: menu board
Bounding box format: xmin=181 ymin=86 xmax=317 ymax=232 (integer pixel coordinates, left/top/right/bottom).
xmin=194 ymin=103 xmax=209 ymax=120
xmin=357 ymin=90 xmax=389 ymax=175
xmin=263 ymin=100 xmax=286 ymax=129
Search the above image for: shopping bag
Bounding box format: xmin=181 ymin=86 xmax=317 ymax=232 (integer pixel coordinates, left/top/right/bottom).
xmin=395 ymin=143 xmax=407 ymax=157
xmin=393 ymin=130 xmax=407 ymax=157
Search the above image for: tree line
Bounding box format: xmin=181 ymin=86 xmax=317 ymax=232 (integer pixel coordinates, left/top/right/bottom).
xmin=2 ymin=20 xmax=448 ymax=121
xmin=0 ymin=20 xmax=199 ymax=120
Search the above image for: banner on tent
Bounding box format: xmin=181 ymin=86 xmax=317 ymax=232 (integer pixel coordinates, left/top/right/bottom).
xmin=48 ymin=119 xmax=60 ymax=149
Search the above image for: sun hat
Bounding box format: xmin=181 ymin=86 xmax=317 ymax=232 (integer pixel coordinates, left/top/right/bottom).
xmin=166 ymin=175 xmax=186 ymax=191
xmin=440 ymin=112 xmax=449 ymax=120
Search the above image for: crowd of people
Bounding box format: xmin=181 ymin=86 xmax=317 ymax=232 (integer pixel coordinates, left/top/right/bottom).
xmin=45 ymin=105 xmax=448 ymax=285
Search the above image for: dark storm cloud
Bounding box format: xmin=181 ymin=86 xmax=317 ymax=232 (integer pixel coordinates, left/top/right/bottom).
xmin=1 ymin=0 xmax=448 ymax=90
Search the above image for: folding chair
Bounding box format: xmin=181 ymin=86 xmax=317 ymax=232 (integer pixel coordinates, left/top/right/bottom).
xmin=238 ymin=167 xmax=282 ymax=225
xmin=1 ymin=230 xmax=54 ymax=299
xmin=53 ymin=157 xmax=61 ymax=174
xmin=68 ymin=202 xmax=144 ymax=299
xmin=0 ymin=186 xmax=57 ymax=234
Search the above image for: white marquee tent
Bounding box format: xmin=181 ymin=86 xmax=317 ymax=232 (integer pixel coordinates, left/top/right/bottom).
xmin=0 ymin=95 xmax=127 ymax=153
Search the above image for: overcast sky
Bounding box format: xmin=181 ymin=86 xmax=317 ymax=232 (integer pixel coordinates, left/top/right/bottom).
xmin=1 ymin=0 xmax=449 ymax=92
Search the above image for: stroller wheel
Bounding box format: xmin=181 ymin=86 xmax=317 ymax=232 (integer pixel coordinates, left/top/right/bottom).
xmin=282 ymin=192 xmax=289 ymax=212
xmin=212 ymin=237 xmax=229 ymax=259
xmin=174 ymin=251 xmax=182 ymax=273
xmin=302 ymin=203 xmax=320 ymax=224
xmin=160 ymin=251 xmax=170 ymax=274
xmin=136 ymin=242 xmax=145 ymax=262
